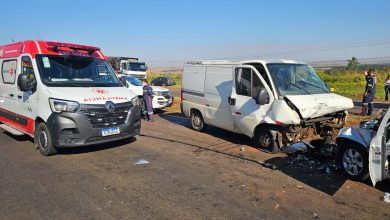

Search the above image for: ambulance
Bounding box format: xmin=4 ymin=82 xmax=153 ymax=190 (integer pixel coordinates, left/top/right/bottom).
xmin=0 ymin=40 xmax=141 ymax=156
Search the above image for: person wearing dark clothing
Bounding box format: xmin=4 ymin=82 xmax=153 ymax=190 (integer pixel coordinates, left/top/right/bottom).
xmin=143 ymin=80 xmax=154 ymax=121
xmin=361 ymin=69 xmax=376 ymax=116
xmin=385 ymin=75 xmax=390 ymax=101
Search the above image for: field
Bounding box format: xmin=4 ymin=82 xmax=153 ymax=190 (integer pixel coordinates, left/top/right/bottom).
xmin=148 ymin=65 xmax=390 ymax=101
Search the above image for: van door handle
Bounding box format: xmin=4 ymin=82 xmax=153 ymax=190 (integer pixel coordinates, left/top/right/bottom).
xmin=9 ymin=94 xmax=14 ymax=97
xmin=228 ymin=97 xmax=236 ymax=105
xmin=17 ymin=95 xmax=23 ymax=99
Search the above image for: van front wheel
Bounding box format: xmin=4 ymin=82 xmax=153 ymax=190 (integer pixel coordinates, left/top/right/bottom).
xmin=254 ymin=129 xmax=279 ymax=153
xmin=191 ymin=111 xmax=205 ymax=131
xmin=36 ymin=122 xmax=57 ymax=156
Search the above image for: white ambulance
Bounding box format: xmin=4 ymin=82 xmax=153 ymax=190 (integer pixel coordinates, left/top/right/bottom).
xmin=0 ymin=40 xmax=141 ymax=156
xmin=181 ymin=60 xmax=354 ymax=152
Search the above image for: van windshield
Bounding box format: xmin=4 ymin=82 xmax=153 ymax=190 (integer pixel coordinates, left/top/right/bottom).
xmin=128 ymin=63 xmax=146 ymax=72
xmin=266 ymin=63 xmax=329 ymax=96
xmin=36 ymin=55 xmax=122 ymax=87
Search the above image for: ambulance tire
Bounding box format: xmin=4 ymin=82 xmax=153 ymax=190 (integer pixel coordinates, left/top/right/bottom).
xmin=254 ymin=129 xmax=279 ymax=153
xmin=36 ymin=122 xmax=57 ymax=156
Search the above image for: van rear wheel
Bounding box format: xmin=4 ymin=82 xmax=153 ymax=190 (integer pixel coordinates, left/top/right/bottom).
xmin=36 ymin=122 xmax=57 ymax=156
xmin=191 ymin=111 xmax=205 ymax=131
xmin=254 ymin=129 xmax=279 ymax=153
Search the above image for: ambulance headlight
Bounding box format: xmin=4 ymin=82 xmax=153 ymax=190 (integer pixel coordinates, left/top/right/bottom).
xmin=49 ymin=98 xmax=80 ymax=113
xmin=131 ymin=97 xmax=139 ymax=107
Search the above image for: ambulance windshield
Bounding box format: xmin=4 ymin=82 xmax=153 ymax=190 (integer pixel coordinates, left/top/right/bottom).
xmin=36 ymin=55 xmax=122 ymax=87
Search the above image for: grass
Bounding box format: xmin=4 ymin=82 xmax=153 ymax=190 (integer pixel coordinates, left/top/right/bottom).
xmin=147 ymin=71 xmax=182 ymax=88
xmin=147 ymin=65 xmax=390 ymax=101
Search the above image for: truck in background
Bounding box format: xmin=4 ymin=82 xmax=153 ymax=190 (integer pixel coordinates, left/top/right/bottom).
xmin=109 ymin=57 xmax=147 ymax=80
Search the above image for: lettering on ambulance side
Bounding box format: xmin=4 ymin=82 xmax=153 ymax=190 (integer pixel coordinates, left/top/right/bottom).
xmin=83 ymin=96 xmax=129 ymax=103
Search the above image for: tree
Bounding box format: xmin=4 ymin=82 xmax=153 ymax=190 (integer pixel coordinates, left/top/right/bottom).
xmin=347 ymin=57 xmax=359 ymax=69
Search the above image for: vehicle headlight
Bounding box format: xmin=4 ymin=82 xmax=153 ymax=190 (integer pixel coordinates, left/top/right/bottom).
xmin=49 ymin=98 xmax=80 ymax=113
xmin=153 ymin=91 xmax=162 ymax=96
xmin=131 ymin=97 xmax=139 ymax=107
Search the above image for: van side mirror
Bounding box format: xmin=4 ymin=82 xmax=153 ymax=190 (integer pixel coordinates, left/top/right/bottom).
xmin=255 ymin=89 xmax=269 ymax=105
xmin=17 ymin=74 xmax=36 ymax=92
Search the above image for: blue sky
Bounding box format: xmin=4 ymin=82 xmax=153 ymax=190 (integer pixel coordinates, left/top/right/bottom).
xmin=1 ymin=0 xmax=390 ymax=67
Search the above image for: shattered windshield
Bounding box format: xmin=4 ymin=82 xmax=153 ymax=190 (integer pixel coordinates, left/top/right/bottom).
xmin=36 ymin=55 xmax=122 ymax=87
xmin=267 ymin=63 xmax=329 ymax=96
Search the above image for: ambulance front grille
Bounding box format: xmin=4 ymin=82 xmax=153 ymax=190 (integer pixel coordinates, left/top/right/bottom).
xmin=79 ymin=102 xmax=132 ymax=129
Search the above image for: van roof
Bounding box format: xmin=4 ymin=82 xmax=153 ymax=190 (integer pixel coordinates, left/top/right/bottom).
xmin=0 ymin=40 xmax=106 ymax=60
xmin=186 ymin=59 xmax=306 ymax=65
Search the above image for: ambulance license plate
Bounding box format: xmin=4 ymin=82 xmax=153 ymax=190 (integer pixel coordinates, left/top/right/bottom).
xmin=101 ymin=127 xmax=120 ymax=136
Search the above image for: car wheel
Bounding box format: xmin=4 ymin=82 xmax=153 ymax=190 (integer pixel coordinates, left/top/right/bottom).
xmin=254 ymin=129 xmax=279 ymax=153
xmin=191 ymin=111 xmax=205 ymax=131
xmin=36 ymin=122 xmax=57 ymax=156
xmin=338 ymin=143 xmax=369 ymax=181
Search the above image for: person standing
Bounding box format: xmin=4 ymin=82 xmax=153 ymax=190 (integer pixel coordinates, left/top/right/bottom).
xmin=361 ymin=69 xmax=376 ymax=116
xmin=142 ymin=79 xmax=154 ymax=121
xmin=385 ymin=75 xmax=390 ymax=101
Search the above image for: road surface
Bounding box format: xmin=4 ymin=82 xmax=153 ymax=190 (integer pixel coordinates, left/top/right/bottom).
xmin=0 ymin=115 xmax=389 ymax=219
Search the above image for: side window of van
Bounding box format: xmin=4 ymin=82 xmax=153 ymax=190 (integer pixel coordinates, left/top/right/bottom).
xmin=1 ymin=60 xmax=17 ymax=84
xmin=235 ymin=68 xmax=265 ymax=99
xmin=235 ymin=68 xmax=251 ymax=96
xmin=21 ymin=56 xmax=36 ymax=81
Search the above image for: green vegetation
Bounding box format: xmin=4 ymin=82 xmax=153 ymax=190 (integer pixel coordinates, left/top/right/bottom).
xmin=146 ymin=71 xmax=182 ymax=88
xmin=146 ymin=61 xmax=390 ymax=101
xmin=317 ymin=65 xmax=390 ymax=100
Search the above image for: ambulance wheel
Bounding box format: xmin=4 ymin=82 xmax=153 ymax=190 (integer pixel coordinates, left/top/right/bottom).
xmin=337 ymin=143 xmax=369 ymax=181
xmin=191 ymin=111 xmax=205 ymax=131
xmin=254 ymin=129 xmax=279 ymax=153
xmin=36 ymin=122 xmax=57 ymax=156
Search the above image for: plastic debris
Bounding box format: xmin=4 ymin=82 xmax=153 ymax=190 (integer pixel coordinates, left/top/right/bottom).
xmin=282 ymin=141 xmax=308 ymax=153
xmin=240 ymin=146 xmax=246 ymax=152
xmin=384 ymin=192 xmax=390 ymax=203
xmin=325 ymin=167 xmax=331 ymax=174
xmin=134 ymin=159 xmax=150 ymax=165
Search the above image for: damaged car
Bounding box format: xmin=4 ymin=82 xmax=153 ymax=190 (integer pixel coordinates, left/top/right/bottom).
xmin=337 ymin=109 xmax=390 ymax=186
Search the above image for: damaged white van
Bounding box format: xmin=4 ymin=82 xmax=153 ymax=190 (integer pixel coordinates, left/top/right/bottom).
xmin=0 ymin=40 xmax=141 ymax=156
xmin=181 ymin=60 xmax=354 ymax=152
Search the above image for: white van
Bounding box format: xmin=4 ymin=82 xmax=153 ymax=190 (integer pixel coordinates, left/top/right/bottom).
xmin=0 ymin=40 xmax=141 ymax=156
xmin=181 ymin=60 xmax=354 ymax=152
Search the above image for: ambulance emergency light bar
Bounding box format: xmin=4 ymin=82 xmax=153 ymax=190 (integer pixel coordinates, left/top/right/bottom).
xmin=46 ymin=41 xmax=100 ymax=54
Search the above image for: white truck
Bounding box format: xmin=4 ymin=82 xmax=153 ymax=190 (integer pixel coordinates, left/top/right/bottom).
xmin=181 ymin=60 xmax=354 ymax=152
xmin=118 ymin=57 xmax=147 ymax=80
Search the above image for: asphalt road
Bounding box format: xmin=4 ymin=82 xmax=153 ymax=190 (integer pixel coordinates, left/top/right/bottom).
xmin=0 ymin=116 xmax=389 ymax=219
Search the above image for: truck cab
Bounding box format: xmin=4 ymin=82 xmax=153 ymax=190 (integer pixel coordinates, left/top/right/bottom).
xmin=0 ymin=41 xmax=141 ymax=156
xmin=119 ymin=58 xmax=147 ymax=80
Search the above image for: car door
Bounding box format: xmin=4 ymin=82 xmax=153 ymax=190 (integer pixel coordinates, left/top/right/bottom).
xmin=15 ymin=55 xmax=38 ymax=135
xmin=230 ymin=65 xmax=274 ymax=137
xmin=369 ymin=109 xmax=390 ymax=186
xmin=0 ymin=59 xmax=18 ymax=128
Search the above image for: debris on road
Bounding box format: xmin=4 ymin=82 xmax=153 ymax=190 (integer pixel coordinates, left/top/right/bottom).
xmin=384 ymin=193 xmax=390 ymax=203
xmin=282 ymin=141 xmax=308 ymax=154
xmin=239 ymin=146 xmax=246 ymax=152
xmin=134 ymin=159 xmax=150 ymax=165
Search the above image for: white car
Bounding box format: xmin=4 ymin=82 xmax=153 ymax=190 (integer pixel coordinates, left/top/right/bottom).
xmin=337 ymin=109 xmax=390 ymax=186
xmin=119 ymin=75 xmax=173 ymax=110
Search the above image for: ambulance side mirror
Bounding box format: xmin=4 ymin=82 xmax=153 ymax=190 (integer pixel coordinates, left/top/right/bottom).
xmin=17 ymin=74 xmax=36 ymax=92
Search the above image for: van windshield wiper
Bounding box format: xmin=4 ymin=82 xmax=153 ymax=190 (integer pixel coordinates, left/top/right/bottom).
xmin=274 ymin=77 xmax=310 ymax=95
xmin=299 ymin=80 xmax=329 ymax=93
